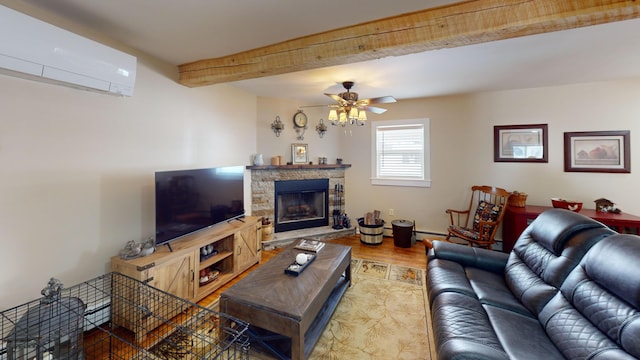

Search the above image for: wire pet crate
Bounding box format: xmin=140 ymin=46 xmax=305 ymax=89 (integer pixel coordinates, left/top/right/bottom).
xmin=1 ymin=272 xmax=249 ymax=360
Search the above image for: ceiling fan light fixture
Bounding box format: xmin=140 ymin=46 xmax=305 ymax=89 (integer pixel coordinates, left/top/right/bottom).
xmin=324 ymin=81 xmax=396 ymax=127
xmin=338 ymin=111 xmax=348 ymax=126
xmin=328 ymin=109 xmax=338 ymax=123
xmin=348 ymin=107 xmax=359 ymax=120
xmin=357 ymin=110 xmax=367 ymax=125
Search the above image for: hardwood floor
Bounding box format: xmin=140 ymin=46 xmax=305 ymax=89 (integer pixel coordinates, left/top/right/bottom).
xmin=197 ymin=234 xmax=430 ymax=309
xmin=84 ymin=235 xmax=434 ymax=359
xmin=196 ymin=234 xmax=435 ymax=360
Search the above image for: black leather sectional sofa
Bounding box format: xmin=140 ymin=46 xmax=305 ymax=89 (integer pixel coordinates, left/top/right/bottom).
xmin=426 ymin=208 xmax=640 ymax=359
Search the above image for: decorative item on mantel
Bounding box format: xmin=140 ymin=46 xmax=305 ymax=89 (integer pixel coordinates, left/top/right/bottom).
xmin=253 ymin=153 xmax=264 ymax=166
xmin=594 ymin=198 xmax=620 ymax=213
xmin=271 ymin=115 xmax=284 ymax=137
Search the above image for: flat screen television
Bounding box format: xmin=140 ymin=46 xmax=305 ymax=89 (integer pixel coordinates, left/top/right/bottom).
xmin=155 ymin=166 xmax=245 ymax=249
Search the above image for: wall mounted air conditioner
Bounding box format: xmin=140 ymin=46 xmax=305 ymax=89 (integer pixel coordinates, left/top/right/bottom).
xmin=0 ymin=5 xmax=136 ymax=96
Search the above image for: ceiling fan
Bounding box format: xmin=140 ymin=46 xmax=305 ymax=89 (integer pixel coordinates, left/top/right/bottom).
xmin=317 ymin=81 xmax=397 ymax=126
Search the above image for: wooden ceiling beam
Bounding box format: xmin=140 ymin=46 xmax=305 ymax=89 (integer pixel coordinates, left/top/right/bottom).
xmin=178 ymin=0 xmax=640 ymax=87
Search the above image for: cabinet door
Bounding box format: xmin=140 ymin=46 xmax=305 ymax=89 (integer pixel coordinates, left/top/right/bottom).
xmin=149 ymin=251 xmax=195 ymax=301
xmin=234 ymin=225 xmax=258 ymax=273
xmin=112 ymin=253 xmax=194 ymax=342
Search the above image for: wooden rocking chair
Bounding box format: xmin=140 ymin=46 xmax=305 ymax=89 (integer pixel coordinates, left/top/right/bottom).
xmin=445 ymin=185 xmax=510 ymax=250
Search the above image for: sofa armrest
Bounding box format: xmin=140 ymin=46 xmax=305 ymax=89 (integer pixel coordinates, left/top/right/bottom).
xmin=428 ymin=240 xmax=508 ymax=273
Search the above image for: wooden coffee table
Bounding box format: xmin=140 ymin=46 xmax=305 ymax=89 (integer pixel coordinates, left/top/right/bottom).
xmin=220 ymin=242 xmax=351 ymax=359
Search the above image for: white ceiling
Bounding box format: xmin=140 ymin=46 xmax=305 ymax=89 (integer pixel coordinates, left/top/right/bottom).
xmin=15 ymin=0 xmax=640 ymax=105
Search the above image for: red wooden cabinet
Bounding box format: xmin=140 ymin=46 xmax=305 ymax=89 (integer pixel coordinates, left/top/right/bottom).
xmin=502 ymin=205 xmax=640 ymax=253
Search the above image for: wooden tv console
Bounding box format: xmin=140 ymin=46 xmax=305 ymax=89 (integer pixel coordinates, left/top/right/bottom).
xmin=110 ymin=216 xmax=262 ymax=342
xmin=111 ymin=216 xmax=262 ymax=303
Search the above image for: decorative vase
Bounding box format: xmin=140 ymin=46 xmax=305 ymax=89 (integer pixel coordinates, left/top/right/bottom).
xmin=253 ymin=153 xmax=264 ymax=166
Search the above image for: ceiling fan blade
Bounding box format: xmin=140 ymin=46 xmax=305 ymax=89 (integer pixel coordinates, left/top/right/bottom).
xmin=359 ymin=96 xmax=397 ymax=105
xmin=361 ymin=105 xmax=387 ymax=114
xmin=324 ymin=93 xmax=348 ymax=106
xmin=299 ymin=104 xmax=331 ymax=108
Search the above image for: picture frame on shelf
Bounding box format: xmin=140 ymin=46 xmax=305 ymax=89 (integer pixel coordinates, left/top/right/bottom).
xmin=494 ymin=124 xmax=548 ymax=163
xmin=564 ymin=130 xmax=630 ymax=173
xmin=291 ymin=143 xmax=308 ymax=164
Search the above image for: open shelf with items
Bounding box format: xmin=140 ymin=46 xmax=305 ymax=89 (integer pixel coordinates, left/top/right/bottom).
xmin=198 ymin=254 xmax=235 ymax=295
xmin=196 ymin=234 xmax=234 ymax=293
xmin=111 ymin=216 xmax=262 ymax=304
xmin=199 ymin=247 xmax=233 ymax=270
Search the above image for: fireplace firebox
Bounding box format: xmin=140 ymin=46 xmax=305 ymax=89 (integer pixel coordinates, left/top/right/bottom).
xmin=274 ymin=179 xmax=329 ymax=232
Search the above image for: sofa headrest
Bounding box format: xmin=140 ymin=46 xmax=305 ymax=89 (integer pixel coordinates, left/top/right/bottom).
xmin=583 ymin=234 xmax=640 ymax=308
xmin=529 ymin=209 xmax=605 ymax=256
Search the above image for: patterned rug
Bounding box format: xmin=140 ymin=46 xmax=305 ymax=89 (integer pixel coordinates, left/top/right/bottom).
xmin=355 ymin=258 xmax=424 ymax=286
xmin=249 ymin=258 xmax=431 ymax=359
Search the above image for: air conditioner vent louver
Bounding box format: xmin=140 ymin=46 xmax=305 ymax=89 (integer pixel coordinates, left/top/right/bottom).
xmin=0 ymin=5 xmax=136 ymax=96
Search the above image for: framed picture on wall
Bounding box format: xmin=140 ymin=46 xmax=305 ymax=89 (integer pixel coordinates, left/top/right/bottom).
xmin=291 ymin=143 xmax=308 ymax=164
xmin=564 ymin=131 xmax=630 ymax=173
xmin=494 ymin=124 xmax=548 ymax=162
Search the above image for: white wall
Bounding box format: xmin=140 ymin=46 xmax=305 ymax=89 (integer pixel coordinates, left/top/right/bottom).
xmin=0 ymin=24 xmax=257 ymax=307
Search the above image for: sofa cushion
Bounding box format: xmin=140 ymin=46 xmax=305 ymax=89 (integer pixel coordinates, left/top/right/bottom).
xmin=473 ymin=200 xmax=502 ymax=240
xmin=484 ymin=304 xmax=565 ymax=359
xmin=582 ymin=235 xmax=640 ymax=309
xmin=505 ymin=210 xmax=614 ymax=316
xmin=427 ymin=240 xmax=509 ymax=305
xmin=466 ymin=267 xmax=533 ymax=317
xmin=523 ymin=209 xmax=608 ymax=256
xmin=539 ymin=235 xmax=640 ymax=359
xmin=431 ymin=291 xmax=509 ymax=360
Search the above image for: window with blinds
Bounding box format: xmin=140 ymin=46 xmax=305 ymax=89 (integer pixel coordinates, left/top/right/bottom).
xmin=371 ymin=118 xmax=431 ymax=187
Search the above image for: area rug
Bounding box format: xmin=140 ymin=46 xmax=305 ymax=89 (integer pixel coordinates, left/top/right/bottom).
xmin=355 ymin=258 xmax=424 ymax=286
xmin=249 ymin=258 xmax=431 ymax=359
xmin=147 ymin=308 xmax=229 ymax=360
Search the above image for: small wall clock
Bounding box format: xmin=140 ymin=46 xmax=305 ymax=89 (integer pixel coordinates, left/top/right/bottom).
xmin=293 ymin=110 xmax=308 ymax=140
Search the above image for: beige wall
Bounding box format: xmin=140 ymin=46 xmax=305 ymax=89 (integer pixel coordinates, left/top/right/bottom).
xmin=328 ymin=79 xmax=640 ymax=236
xmin=0 ymin=43 xmax=257 ymax=308
xmin=255 ymin=97 xmax=342 ymax=166
xmin=253 ymin=80 xmax=640 ymax=239
xmin=3 ymin=0 xmax=640 ymax=309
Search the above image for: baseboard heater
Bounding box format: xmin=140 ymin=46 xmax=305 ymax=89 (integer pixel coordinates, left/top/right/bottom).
xmin=0 ymin=299 xmax=111 ymax=360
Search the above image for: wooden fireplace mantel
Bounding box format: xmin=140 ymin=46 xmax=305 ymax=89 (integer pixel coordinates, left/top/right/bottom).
xmin=246 ymin=164 xmax=351 ymax=170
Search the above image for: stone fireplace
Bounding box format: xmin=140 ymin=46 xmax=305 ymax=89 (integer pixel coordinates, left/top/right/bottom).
xmin=274 ymin=179 xmax=329 ymax=232
xmin=248 ymin=165 xmax=349 ymax=233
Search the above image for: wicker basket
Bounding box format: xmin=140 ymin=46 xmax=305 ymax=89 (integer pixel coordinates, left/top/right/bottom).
xmin=508 ymin=192 xmax=528 ymax=207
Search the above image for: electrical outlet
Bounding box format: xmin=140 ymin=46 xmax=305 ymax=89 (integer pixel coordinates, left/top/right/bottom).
xmin=389 ymin=208 xmax=395 ymax=216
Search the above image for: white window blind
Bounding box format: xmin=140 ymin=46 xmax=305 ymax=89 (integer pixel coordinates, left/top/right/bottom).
xmin=376 ymin=124 xmax=424 ymax=178
xmin=371 ymin=118 xmax=431 ymax=187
